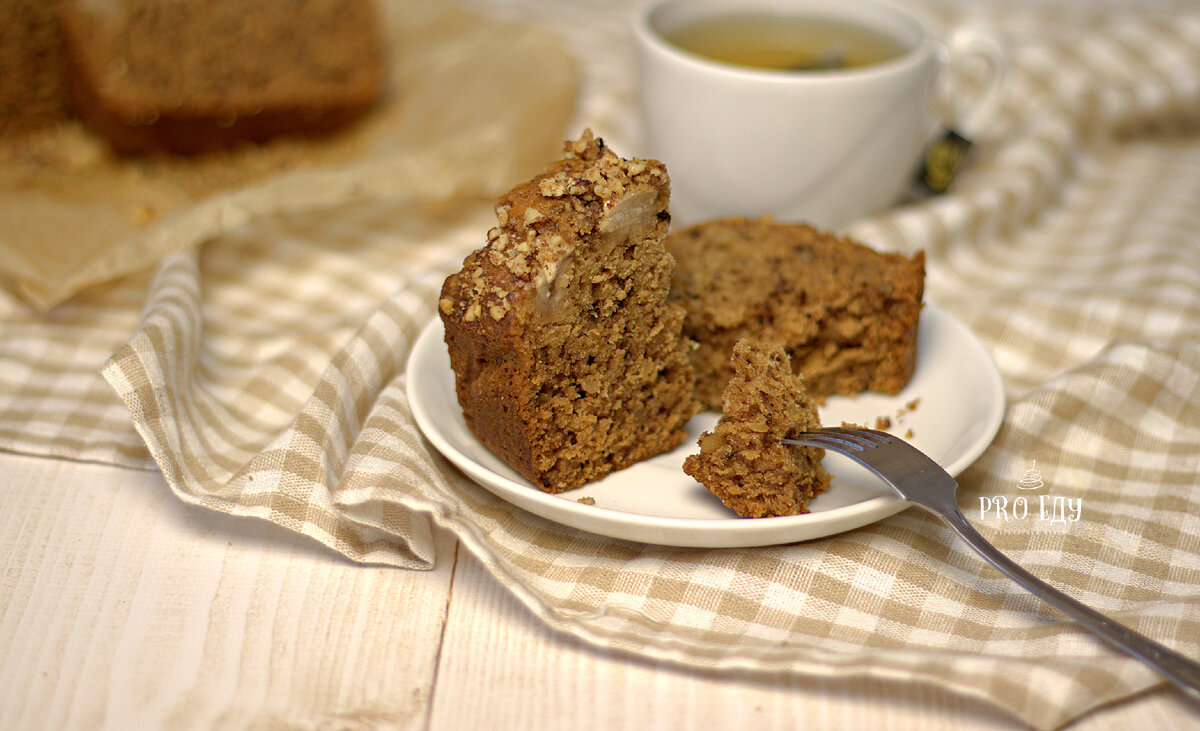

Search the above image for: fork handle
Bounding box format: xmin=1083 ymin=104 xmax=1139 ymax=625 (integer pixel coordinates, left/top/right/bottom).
xmin=935 ymin=505 xmax=1200 ymax=702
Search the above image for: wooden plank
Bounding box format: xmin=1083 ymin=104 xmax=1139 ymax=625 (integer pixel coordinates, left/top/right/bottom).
xmin=0 ymin=454 xmax=456 ymax=731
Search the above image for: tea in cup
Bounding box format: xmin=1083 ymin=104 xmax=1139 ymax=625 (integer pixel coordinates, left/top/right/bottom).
xmin=634 ymin=0 xmax=1005 ymax=227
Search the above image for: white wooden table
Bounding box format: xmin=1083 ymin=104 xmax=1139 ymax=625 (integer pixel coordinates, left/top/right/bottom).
xmin=2 ymin=451 xmax=1193 ymax=729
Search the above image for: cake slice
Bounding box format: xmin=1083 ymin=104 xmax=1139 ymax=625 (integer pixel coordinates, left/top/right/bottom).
xmin=666 ymin=217 xmax=925 ymax=410
xmin=0 ymin=0 xmax=71 ymax=137
xmin=683 ymin=339 xmax=830 ymax=518
xmin=439 ymin=131 xmax=698 ymax=494
xmin=59 ymin=0 xmax=386 ymax=154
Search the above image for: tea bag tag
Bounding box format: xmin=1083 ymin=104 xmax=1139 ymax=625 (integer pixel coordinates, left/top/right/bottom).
xmin=911 ymin=128 xmax=972 ymax=197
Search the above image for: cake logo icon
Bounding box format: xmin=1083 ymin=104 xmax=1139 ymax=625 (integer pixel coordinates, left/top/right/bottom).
xmin=1017 ymin=460 xmax=1044 ymax=490
xmin=978 ymin=459 xmax=1082 ymax=525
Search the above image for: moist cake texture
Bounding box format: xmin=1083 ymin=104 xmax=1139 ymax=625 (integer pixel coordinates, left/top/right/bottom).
xmin=666 ymin=217 xmax=925 ymax=410
xmin=683 ymin=339 xmax=830 ymax=518
xmin=439 ymin=131 xmax=698 ymax=494
xmin=59 ymin=0 xmax=386 ymax=154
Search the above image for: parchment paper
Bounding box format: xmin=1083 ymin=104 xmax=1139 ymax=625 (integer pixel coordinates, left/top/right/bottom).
xmin=0 ymin=0 xmax=578 ymax=310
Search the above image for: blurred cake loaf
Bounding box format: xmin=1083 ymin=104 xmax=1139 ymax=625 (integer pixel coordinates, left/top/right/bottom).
xmin=666 ymin=217 xmax=925 ymax=410
xmin=683 ymin=339 xmax=830 ymax=518
xmin=439 ymin=131 xmax=698 ymax=494
xmin=58 ymin=0 xmax=386 ymax=154
xmin=0 ymin=0 xmax=71 ymax=136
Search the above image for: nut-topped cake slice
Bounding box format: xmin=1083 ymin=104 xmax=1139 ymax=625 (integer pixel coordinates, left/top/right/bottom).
xmin=439 ymin=131 xmax=698 ymax=494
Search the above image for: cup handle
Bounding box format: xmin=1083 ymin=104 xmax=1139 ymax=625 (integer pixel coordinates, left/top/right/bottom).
xmin=912 ymin=26 xmax=1008 ymax=196
xmin=941 ymin=25 xmax=1008 ymax=139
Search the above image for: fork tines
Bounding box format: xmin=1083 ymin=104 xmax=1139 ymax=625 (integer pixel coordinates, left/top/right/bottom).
xmin=783 ymin=427 xmax=893 ymax=452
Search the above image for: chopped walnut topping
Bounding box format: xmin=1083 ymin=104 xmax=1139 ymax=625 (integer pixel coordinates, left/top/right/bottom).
xmin=564 ymin=132 xmax=594 ymax=157
xmin=538 ymin=175 xmax=568 ymax=197
xmin=444 ymin=129 xmax=667 ymax=328
xmin=439 ymin=296 xmax=455 ymax=315
xmin=539 ymin=172 xmax=593 ymax=199
xmin=538 ymin=257 xmax=560 ymax=286
xmin=593 ymin=178 xmax=623 ymax=200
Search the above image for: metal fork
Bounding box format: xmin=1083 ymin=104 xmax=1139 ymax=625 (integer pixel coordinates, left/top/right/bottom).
xmin=784 ymin=427 xmax=1200 ymax=702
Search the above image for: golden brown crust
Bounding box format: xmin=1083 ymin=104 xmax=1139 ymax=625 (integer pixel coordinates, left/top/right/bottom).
xmin=683 ymin=339 xmax=830 ymax=518
xmin=58 ymin=0 xmax=386 ymax=154
xmin=440 ymin=131 xmax=698 ymax=493
xmin=666 ymin=217 xmax=924 ymax=410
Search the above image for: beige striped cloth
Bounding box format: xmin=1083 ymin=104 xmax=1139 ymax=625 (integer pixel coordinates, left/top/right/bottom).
xmin=3 ymin=4 xmax=1200 ymax=728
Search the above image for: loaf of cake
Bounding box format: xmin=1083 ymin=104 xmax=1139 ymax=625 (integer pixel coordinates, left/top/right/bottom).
xmin=0 ymin=0 xmax=71 ymax=136
xmin=439 ymin=131 xmax=699 ymax=494
xmin=666 ymin=217 xmax=925 ymax=410
xmin=58 ymin=0 xmax=386 ymax=154
xmin=683 ymin=339 xmax=830 ymax=518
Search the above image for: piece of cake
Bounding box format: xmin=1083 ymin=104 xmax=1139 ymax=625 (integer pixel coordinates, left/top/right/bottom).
xmin=0 ymin=0 xmax=71 ymax=137
xmin=439 ymin=131 xmax=699 ymax=494
xmin=59 ymin=0 xmax=386 ymax=155
xmin=683 ymin=339 xmax=830 ymax=518
xmin=666 ymin=217 xmax=925 ymax=410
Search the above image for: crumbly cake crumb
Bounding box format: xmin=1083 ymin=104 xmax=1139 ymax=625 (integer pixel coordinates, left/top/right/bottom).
xmin=683 ymin=339 xmax=830 ymax=518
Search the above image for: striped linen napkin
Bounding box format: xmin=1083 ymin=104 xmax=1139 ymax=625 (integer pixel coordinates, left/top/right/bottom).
xmin=2 ymin=4 xmax=1199 ymax=728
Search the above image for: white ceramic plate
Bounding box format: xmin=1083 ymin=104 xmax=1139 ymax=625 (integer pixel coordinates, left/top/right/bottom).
xmin=407 ymin=305 xmax=1004 ymax=548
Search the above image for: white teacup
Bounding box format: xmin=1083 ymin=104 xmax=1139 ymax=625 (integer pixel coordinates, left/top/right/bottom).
xmin=634 ymin=0 xmax=1005 ymax=227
